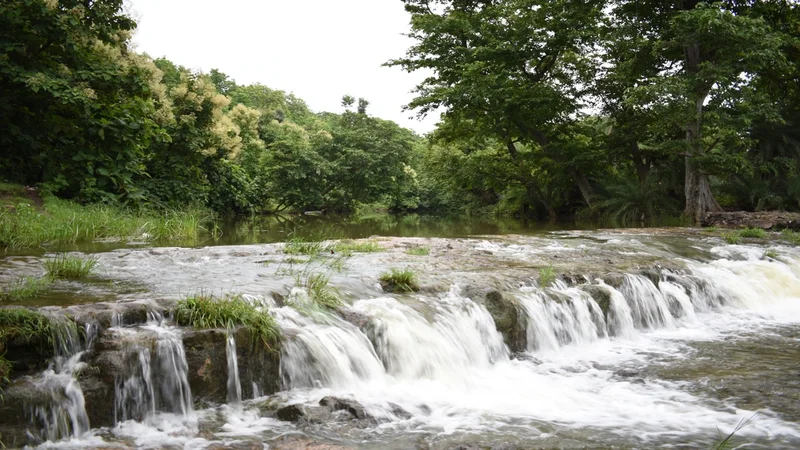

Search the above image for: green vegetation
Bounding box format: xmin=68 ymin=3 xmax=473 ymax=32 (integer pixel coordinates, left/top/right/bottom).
xmin=283 ymin=237 xmax=328 ymax=256
xmin=2 ymin=0 xmax=800 ymax=230
xmin=538 ymin=265 xmax=557 ymax=288
xmin=0 ymin=195 xmax=208 ymax=248
xmin=332 ymin=240 xmax=383 ymax=255
xmin=0 ymin=308 xmax=54 ymax=382
xmin=379 ymin=268 xmax=419 ymax=293
xmin=712 ymin=413 xmax=757 ymax=450
xmin=782 ymin=229 xmax=800 ymax=245
xmin=406 ymin=246 xmax=430 ymax=256
xmin=764 ymin=249 xmax=779 ymax=260
xmin=174 ymin=294 xmax=280 ymax=350
xmin=738 ymin=228 xmax=767 ymax=239
xmin=299 ymin=273 xmax=343 ymax=309
xmin=723 ymin=233 xmax=742 ymax=245
xmin=0 ymin=276 xmax=51 ymax=303
xmin=43 ymin=254 xmax=99 ymax=280
xmin=701 ymin=227 xmax=720 ymax=233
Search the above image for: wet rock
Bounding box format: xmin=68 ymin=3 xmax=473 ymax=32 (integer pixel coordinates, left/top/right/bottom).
xmin=183 ymin=327 xmax=280 ymax=407
xmin=276 ymin=404 xmax=307 ymax=422
xmin=0 ymin=379 xmax=45 ymax=446
xmin=580 ymin=285 xmax=612 ymax=318
xmin=463 ymin=286 xmax=527 ymax=354
xmin=319 ymin=396 xmax=368 ymax=420
xmin=337 ymin=308 xmax=371 ymax=329
xmin=639 ymin=268 xmax=661 ymax=287
xmin=597 ymin=272 xmax=624 ymax=289
xmin=703 ymin=210 xmax=800 ymax=230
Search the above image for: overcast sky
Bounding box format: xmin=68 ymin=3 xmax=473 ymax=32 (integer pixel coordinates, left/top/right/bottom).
xmin=128 ymin=0 xmax=440 ymax=134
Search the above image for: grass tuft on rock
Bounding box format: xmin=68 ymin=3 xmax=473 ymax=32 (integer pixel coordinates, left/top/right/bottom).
xmin=406 ymin=246 xmax=430 ymax=256
xmin=723 ymin=233 xmax=741 ymax=245
xmin=174 ymin=294 xmax=280 ymax=350
xmin=738 ymin=228 xmax=767 ymax=239
xmin=0 ymin=307 xmax=53 ymax=343
xmin=44 ymin=253 xmax=98 ymax=280
xmin=538 ymin=265 xmax=557 ymax=287
xmin=0 ymin=276 xmax=51 ymax=302
xmin=379 ymin=268 xmax=419 ymax=293
xmin=332 ymin=240 xmax=383 ymax=255
xmin=284 ymin=236 xmax=328 ymax=255
xmin=301 ymin=273 xmax=343 ymax=309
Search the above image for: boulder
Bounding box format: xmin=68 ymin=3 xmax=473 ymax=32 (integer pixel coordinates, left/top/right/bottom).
xmin=462 ymin=286 xmax=527 ymax=354
xmin=580 ymin=285 xmax=612 ymax=318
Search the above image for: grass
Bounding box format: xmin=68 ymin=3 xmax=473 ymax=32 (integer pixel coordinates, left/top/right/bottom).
xmin=723 ymin=232 xmax=741 ymax=245
xmin=0 ymin=193 xmax=210 ymax=248
xmin=712 ymin=413 xmax=757 ymax=450
xmin=406 ymin=246 xmax=430 ymax=256
xmin=737 ymin=227 xmax=767 ymax=239
xmin=0 ymin=276 xmax=51 ymax=302
xmin=763 ymin=249 xmax=779 ymax=259
xmin=539 ymin=265 xmax=556 ymax=288
xmin=174 ymin=293 xmax=281 ymax=350
xmin=283 ymin=236 xmax=329 ymax=255
xmin=379 ymin=268 xmax=419 ymax=293
xmin=0 ymin=308 xmax=54 ymax=383
xmin=782 ymin=229 xmax=800 ymax=245
xmin=300 ymin=273 xmax=343 ymax=309
xmin=332 ymin=240 xmax=383 ymax=255
xmin=43 ymin=253 xmax=98 ymax=280
xmin=701 ymin=226 xmax=720 ymax=232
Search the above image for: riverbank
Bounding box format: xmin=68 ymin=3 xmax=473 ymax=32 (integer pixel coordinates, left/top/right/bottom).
xmin=0 ymin=184 xmax=210 ymax=249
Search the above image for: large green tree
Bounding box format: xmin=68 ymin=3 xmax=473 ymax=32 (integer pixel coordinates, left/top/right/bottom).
xmin=0 ymin=0 xmax=166 ymax=203
xmin=389 ymin=0 xmax=605 ymax=216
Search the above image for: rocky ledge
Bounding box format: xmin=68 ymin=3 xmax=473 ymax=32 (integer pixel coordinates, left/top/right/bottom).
xmin=703 ymin=211 xmax=800 ymax=230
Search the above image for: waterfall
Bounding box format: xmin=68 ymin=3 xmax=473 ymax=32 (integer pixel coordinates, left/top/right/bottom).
xmin=226 ymin=333 xmax=243 ymax=408
xmin=30 ymin=318 xmax=90 ymax=442
xmin=113 ymin=321 xmax=193 ymax=424
xmin=518 ymin=281 xmax=606 ymax=352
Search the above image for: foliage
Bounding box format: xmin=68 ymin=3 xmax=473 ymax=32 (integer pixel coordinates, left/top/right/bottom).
xmin=43 ymin=254 xmax=99 ymax=280
xmin=0 ymin=277 xmax=51 ymax=303
xmin=406 ymin=246 xmax=430 ymax=256
xmin=174 ymin=293 xmax=280 ymax=350
xmin=0 ymin=307 xmax=53 ymax=343
xmin=379 ymin=268 xmax=419 ymax=293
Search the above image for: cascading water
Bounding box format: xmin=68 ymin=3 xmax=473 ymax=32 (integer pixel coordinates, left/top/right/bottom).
xmin=29 ymin=318 xmax=90 ymax=442
xmin=112 ymin=319 xmax=193 ymax=425
xmin=226 ymin=333 xmax=243 ymax=408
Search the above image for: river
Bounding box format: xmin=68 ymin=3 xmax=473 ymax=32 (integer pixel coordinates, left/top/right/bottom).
xmin=1 ymin=215 xmax=798 ymax=449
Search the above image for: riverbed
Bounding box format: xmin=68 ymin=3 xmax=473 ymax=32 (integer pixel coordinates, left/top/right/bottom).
xmin=1 ymin=218 xmax=799 ymax=449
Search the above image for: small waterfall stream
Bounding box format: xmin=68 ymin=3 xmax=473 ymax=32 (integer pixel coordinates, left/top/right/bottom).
xmin=29 ymin=319 xmax=90 ymax=442
xmin=226 ymin=333 xmax=243 ymax=408
xmin=112 ymin=319 xmax=193 ymax=425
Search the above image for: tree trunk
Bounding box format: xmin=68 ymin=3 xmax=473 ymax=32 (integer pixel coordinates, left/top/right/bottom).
xmin=682 ymin=40 xmax=722 ymax=224
xmin=630 ymin=142 xmax=650 ymax=185
xmin=568 ymin=167 xmax=595 ymax=207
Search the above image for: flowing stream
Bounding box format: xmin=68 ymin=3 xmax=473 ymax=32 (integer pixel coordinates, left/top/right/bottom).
xmin=7 ymin=229 xmax=800 ymax=448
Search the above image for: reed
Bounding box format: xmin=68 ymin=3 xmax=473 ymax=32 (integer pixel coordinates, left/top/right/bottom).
xmin=43 ymin=254 xmax=98 ymax=280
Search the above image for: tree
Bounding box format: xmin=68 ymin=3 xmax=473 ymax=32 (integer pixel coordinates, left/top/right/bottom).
xmin=389 ymin=0 xmax=605 ymax=215
xmin=341 ymin=95 xmax=355 ymax=110
xmin=0 ymin=0 xmax=166 ymax=203
xmin=607 ymin=0 xmax=787 ymax=222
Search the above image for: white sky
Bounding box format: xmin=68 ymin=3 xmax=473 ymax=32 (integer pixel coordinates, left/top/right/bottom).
xmin=128 ymin=0 xmax=440 ymax=134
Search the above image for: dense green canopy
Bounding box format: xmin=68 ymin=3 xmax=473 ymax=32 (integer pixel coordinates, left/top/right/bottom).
xmin=1 ymin=0 xmax=799 ymax=222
